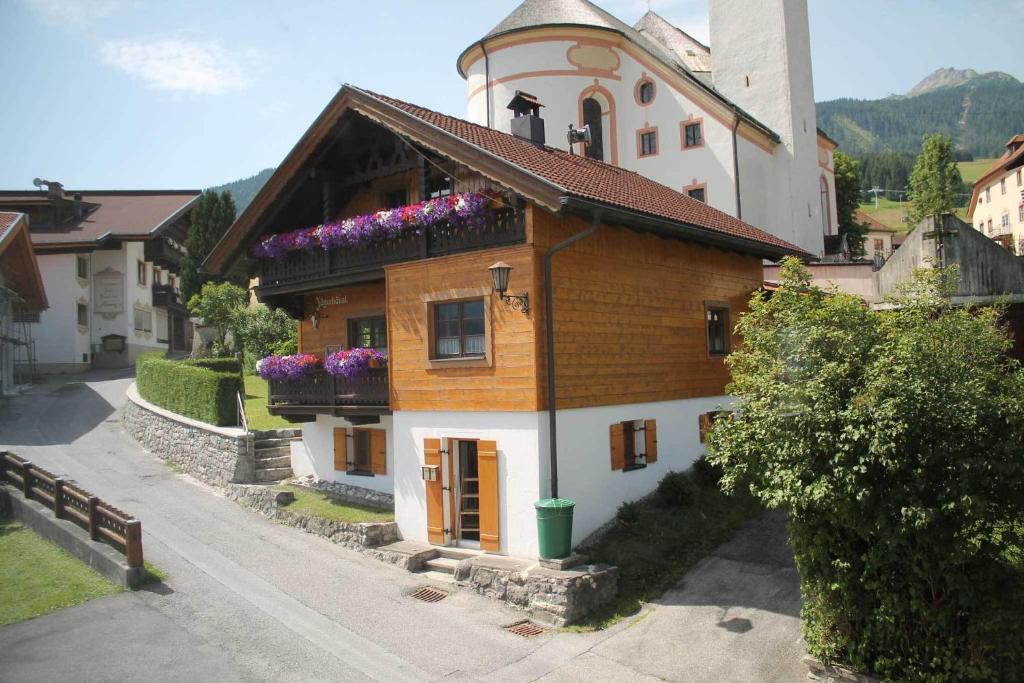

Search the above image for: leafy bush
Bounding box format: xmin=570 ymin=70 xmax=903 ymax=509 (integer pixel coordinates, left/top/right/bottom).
xmin=708 ymin=258 xmax=1024 ymax=680
xmin=655 ymin=471 xmax=696 ymax=508
xmin=616 ymin=501 xmax=640 ymax=525
xmin=690 ymin=455 xmax=724 ymax=489
xmin=232 ymin=304 xmax=296 ymax=364
xmin=136 ymin=353 xmax=241 ymax=426
xmin=188 ymin=281 xmax=248 ymax=352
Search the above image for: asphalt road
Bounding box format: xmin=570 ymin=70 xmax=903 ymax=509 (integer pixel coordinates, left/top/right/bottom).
xmin=0 ymin=370 xmax=804 ymax=682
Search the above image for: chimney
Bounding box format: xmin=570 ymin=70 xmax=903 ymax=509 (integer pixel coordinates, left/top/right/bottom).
xmin=507 ymin=91 xmax=545 ymax=145
xmin=73 ymin=192 xmax=83 ymax=219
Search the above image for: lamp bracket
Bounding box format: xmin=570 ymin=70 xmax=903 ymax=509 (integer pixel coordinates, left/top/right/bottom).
xmin=499 ymin=292 xmax=530 ymax=315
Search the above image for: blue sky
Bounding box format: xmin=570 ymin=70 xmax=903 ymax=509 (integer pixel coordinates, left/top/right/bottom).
xmin=1 ymin=0 xmax=1021 ymax=190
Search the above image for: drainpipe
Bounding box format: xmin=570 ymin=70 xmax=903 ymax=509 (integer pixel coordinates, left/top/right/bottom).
xmin=544 ymin=209 xmax=601 ymax=499
xmin=481 ymin=41 xmax=492 ymax=129
xmin=731 ymin=116 xmax=743 ymax=219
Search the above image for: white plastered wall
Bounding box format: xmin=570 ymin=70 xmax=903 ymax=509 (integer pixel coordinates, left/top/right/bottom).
xmin=392 ymin=410 xmax=543 ymax=559
xmin=290 ymin=414 xmax=395 ymax=495
xmin=31 ymin=252 xmax=91 ymax=370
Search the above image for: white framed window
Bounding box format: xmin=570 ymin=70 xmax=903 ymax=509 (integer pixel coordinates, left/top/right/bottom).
xmin=134 ymin=306 xmax=151 ymax=333
xmin=76 ymin=255 xmax=88 ymax=280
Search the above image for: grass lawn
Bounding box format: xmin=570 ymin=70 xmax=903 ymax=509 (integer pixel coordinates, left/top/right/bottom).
xmin=276 ymin=484 xmax=394 ymax=524
xmin=243 ymin=375 xmax=292 ymax=432
xmin=0 ymin=516 xmax=122 ymax=626
xmin=958 ymin=158 xmax=998 ymax=185
xmin=859 ymin=198 xmax=970 ymax=231
xmin=569 ymin=478 xmax=763 ymax=631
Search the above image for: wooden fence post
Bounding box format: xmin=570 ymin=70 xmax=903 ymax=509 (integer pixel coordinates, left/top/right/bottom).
xmin=21 ymin=461 xmax=32 ymax=499
xmin=87 ymin=496 xmax=99 ymax=541
xmin=124 ymin=520 xmax=144 ymax=568
xmin=54 ymin=478 xmax=65 ymax=519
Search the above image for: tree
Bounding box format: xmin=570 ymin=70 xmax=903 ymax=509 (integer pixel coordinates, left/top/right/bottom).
xmin=905 ymin=134 xmax=963 ymax=226
xmin=833 ymin=151 xmax=866 ymax=256
xmin=180 ymin=190 xmax=238 ymax=303
xmin=187 ymin=281 xmax=247 ymax=354
xmin=232 ymin=304 xmax=297 ymax=372
xmin=707 ymin=257 xmax=1024 ymax=680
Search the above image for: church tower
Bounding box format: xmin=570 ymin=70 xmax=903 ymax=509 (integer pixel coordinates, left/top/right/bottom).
xmin=709 ymin=0 xmax=825 ymax=256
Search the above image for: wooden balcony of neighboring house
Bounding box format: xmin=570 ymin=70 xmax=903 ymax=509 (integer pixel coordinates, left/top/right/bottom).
xmin=144 ymin=236 xmax=185 ymax=271
xmin=267 ymin=367 xmax=389 ymax=422
xmin=151 ymin=283 xmax=187 ymax=313
xmin=255 ymin=206 xmax=526 ymax=297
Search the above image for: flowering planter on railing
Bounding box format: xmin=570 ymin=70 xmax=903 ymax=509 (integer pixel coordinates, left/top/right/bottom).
xmin=250 ymin=191 xmax=498 ymax=261
xmin=256 ymin=353 xmax=321 ymax=381
xmin=325 ymin=348 xmax=387 ymax=381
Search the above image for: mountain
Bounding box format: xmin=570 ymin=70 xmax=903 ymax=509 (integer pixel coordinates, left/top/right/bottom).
xmin=208 ymin=168 xmax=274 ymax=213
xmin=816 ymin=69 xmax=1024 ymax=158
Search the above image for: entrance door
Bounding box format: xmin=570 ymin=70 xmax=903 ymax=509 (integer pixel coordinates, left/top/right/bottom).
xmin=424 ymin=437 xmax=499 ymax=552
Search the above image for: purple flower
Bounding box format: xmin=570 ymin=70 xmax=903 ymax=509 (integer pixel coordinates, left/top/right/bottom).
xmin=324 ymin=348 xmax=387 ymax=380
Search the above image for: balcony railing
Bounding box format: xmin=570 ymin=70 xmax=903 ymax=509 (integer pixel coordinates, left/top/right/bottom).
xmin=152 ymin=283 xmax=186 ymax=311
xmin=258 ymin=207 xmax=525 ymax=291
xmin=267 ymin=368 xmax=389 ymax=416
xmin=144 ymin=237 xmax=184 ymax=270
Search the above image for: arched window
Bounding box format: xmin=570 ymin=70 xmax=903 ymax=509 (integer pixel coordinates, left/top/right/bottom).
xmin=582 ymin=97 xmax=604 ymax=161
xmin=820 ymin=176 xmax=832 ymax=236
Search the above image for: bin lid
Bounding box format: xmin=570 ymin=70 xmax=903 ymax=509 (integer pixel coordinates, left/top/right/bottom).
xmin=534 ymin=498 xmax=575 ymax=509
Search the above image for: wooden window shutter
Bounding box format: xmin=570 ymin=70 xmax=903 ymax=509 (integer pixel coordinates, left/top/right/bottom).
xmin=477 ymin=440 xmax=500 ymax=552
xmin=333 ymin=428 xmax=348 ymax=471
xmin=610 ymin=422 xmax=625 ymax=470
xmin=699 ymin=412 xmax=711 ymax=444
xmin=424 ymin=438 xmax=444 ymax=545
xmin=371 ymin=430 xmax=387 ymax=475
xmin=644 ymin=419 xmax=658 ymax=463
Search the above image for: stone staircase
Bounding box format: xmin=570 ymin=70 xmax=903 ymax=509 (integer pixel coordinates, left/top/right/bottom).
xmin=253 ymin=428 xmax=302 ymax=483
xmin=416 ymin=547 xmax=483 ymax=583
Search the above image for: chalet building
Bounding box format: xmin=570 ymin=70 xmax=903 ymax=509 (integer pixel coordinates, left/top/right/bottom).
xmin=457 ymin=0 xmax=837 ymax=258
xmin=967 ymin=135 xmax=1024 ymax=253
xmin=205 ymin=85 xmax=804 ymax=559
xmin=0 ymin=212 xmax=47 ymax=394
xmin=0 ymin=183 xmax=198 ymax=372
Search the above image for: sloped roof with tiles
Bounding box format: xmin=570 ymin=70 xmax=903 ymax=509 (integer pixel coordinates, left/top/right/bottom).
xmin=206 ymin=86 xmax=806 ymax=274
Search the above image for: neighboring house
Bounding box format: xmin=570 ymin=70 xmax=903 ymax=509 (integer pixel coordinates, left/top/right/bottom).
xmin=967 ymin=134 xmax=1024 ymax=252
xmin=769 ymin=215 xmax=1024 ymax=356
xmin=855 ymin=208 xmax=900 ymax=263
xmin=0 ymin=212 xmax=47 ymax=394
xmin=0 ymin=182 xmax=199 ymax=372
xmin=204 ymin=85 xmax=804 ymax=560
xmin=457 ymin=0 xmax=835 ymax=258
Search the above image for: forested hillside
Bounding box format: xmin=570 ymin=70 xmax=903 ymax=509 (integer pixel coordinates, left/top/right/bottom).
xmin=817 ymin=70 xmax=1024 ymax=158
xmin=209 ymin=168 xmax=274 ymax=213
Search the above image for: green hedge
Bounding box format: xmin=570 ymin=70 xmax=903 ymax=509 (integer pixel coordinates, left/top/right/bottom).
xmin=188 ymin=357 xmax=242 ymax=374
xmin=136 ymin=353 xmax=241 ymax=426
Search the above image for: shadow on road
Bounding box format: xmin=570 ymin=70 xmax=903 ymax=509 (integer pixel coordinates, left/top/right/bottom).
xmin=0 ymin=382 xmax=116 ymax=447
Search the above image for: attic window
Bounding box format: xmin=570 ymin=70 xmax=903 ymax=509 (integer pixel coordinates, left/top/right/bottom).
xmin=635 ymin=79 xmax=655 ymax=106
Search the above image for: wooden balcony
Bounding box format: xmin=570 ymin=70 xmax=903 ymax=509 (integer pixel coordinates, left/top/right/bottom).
xmin=267 ymin=368 xmax=389 ymax=421
xmin=151 ymin=283 xmax=186 ymax=311
xmin=144 ymin=237 xmax=184 ymax=271
xmin=256 ymin=207 xmax=525 ymax=295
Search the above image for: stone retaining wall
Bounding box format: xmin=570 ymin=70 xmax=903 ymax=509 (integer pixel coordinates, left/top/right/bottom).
xmin=122 ymin=383 xmax=254 ymax=487
xmin=803 ymin=657 xmax=880 ymax=683
xmin=226 ymin=483 xmax=399 ymax=551
xmin=455 ymin=556 xmax=618 ymax=626
xmin=291 ymin=475 xmax=393 ymax=510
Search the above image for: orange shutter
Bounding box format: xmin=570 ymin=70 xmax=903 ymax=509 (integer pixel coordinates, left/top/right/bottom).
xmin=333 ymin=428 xmax=348 ymax=471
xmin=424 ymin=438 xmax=444 ymax=545
xmin=610 ymin=422 xmax=625 ymax=470
xmin=645 ymin=419 xmax=658 ymax=463
xmin=699 ymin=412 xmax=711 ymax=444
xmin=478 ymin=440 xmax=500 ymax=552
xmin=371 ymin=430 xmax=387 ymax=475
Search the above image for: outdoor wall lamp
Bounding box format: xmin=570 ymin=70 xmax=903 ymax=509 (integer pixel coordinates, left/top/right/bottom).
xmin=489 ymin=261 xmax=529 ymax=314
xmin=311 ymin=307 xmax=328 ymax=329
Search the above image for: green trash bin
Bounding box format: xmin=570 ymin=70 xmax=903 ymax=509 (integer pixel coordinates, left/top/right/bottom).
xmin=534 ymin=498 xmax=575 ymax=559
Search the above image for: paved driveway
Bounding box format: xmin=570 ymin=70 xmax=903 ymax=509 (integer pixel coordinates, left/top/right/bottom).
xmin=0 ymin=370 xmax=804 ymax=682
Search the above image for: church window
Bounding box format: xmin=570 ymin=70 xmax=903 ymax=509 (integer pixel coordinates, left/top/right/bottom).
xmin=682 ymin=120 xmax=703 ymax=149
xmin=582 ymin=97 xmax=604 ymax=161
xmin=635 ymin=79 xmax=655 ymax=105
xmin=820 ymin=176 xmax=832 ymax=236
xmin=637 ymin=128 xmax=658 ymax=157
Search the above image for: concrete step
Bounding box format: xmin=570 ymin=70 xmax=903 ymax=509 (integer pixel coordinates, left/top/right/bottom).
xmin=255 ymin=455 xmax=291 ymax=470
xmin=253 ymin=428 xmax=302 ymax=440
xmin=422 ymin=557 xmax=459 ymax=574
xmin=436 ymin=547 xmax=482 ymax=562
xmin=255 ymin=467 xmax=293 ymax=482
xmin=254 ymin=445 xmax=292 ymax=459
xmin=415 ymin=569 xmax=455 ymax=584
xmin=254 ymin=437 xmax=298 ymax=450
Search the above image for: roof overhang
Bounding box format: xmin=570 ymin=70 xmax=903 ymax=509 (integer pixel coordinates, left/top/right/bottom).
xmin=0 ymin=214 xmax=48 ymax=312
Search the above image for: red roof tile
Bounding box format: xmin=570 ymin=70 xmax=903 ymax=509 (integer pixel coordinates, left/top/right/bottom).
xmin=362 ymin=90 xmax=802 ymax=255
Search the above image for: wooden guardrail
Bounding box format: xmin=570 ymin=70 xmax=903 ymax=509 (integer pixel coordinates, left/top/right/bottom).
xmin=0 ymin=451 xmax=143 ymax=568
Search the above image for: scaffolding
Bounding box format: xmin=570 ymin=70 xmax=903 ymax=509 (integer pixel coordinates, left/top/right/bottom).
xmin=0 ymin=284 xmax=37 ymax=394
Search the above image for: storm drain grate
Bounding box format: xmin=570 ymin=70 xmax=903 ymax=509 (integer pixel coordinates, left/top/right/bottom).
xmin=505 ymin=620 xmax=547 ymax=638
xmin=409 ymin=586 xmax=448 ymax=603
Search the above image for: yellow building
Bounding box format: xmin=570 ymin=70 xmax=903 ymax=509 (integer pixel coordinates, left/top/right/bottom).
xmin=968 ymin=135 xmax=1024 ymax=252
